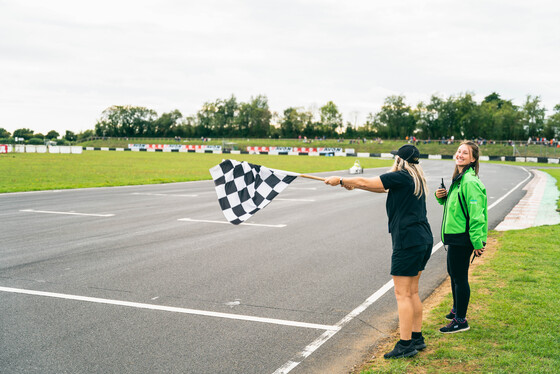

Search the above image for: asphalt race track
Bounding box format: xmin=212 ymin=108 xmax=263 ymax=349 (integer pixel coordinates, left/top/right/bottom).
xmin=0 ymin=160 xmax=531 ymax=373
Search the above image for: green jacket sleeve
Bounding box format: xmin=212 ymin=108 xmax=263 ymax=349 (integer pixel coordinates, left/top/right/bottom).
xmin=435 ymin=192 xmax=446 ymax=205
xmin=463 ymin=178 xmax=488 ymax=249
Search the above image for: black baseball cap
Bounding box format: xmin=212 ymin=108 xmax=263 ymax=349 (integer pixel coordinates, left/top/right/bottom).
xmin=396 ymin=144 xmax=420 ymax=164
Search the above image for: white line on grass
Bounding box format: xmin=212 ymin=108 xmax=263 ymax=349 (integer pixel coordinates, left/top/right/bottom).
xmin=0 ymin=286 xmax=338 ymax=331
xmin=272 ymin=166 xmax=533 ymax=374
xmin=19 ymin=209 xmax=114 ymax=217
xmin=178 ymin=218 xmax=286 ymax=228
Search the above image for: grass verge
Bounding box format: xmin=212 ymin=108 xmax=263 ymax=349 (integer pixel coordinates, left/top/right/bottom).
xmin=0 ymin=151 xmax=393 ymax=193
xmin=3 ymin=150 xmax=558 ymax=194
xmin=540 ymin=168 xmax=560 ymax=209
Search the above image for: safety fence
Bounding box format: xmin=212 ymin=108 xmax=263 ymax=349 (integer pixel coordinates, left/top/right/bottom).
xmin=3 ymin=143 xmax=558 ymax=164
xmin=0 ymin=145 xmax=83 ymax=154
xmin=80 ymin=144 xmax=560 ymax=164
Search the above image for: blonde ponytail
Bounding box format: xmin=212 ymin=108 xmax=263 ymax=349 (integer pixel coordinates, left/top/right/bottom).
xmin=390 ymin=156 xmax=428 ymax=198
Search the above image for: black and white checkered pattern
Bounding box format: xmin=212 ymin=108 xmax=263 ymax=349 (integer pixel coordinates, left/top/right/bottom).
xmin=209 ymin=159 xmax=298 ymax=224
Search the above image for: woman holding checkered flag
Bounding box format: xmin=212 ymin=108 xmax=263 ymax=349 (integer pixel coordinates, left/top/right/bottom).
xmin=325 ymin=144 xmax=433 ymax=359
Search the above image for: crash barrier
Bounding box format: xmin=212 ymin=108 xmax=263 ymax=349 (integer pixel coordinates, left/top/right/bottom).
xmin=247 ymin=146 xmax=354 ymax=156
xmin=127 ymin=144 xmax=222 ymax=153
xmin=2 ymin=145 xmax=83 ymax=154
xmin=76 ymin=144 xmax=560 ymax=164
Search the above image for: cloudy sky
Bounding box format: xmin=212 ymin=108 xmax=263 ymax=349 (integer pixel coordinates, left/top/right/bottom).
xmin=1 ymin=0 xmax=559 ymax=135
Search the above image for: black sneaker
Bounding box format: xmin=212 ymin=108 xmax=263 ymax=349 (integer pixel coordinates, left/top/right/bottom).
xmin=440 ymin=318 xmax=470 ymax=333
xmin=412 ymin=336 xmax=426 ymax=351
xmin=383 ymin=341 xmax=418 ymax=359
xmin=445 ymin=309 xmax=456 ymax=321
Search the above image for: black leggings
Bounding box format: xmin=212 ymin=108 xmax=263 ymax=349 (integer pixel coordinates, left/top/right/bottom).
xmin=447 ymin=244 xmax=474 ymax=319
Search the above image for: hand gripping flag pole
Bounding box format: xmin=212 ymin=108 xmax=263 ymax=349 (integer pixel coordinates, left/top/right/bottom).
xmin=209 ymin=159 xmax=324 ymax=225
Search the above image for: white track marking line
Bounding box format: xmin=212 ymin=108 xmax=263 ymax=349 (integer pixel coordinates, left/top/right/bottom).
xmin=273 ymin=167 xmax=533 ymax=374
xmin=431 ymin=241 xmax=444 ymax=255
xmin=131 ymin=192 xmax=198 ymax=197
xmin=19 ymin=209 xmax=114 ymax=217
xmin=275 ymin=198 xmax=316 ymax=202
xmin=273 ymin=280 xmax=395 ymax=374
xmin=178 ymin=218 xmax=286 ymax=228
xmin=0 ymin=286 xmax=337 ymax=331
xmin=488 ymin=167 xmax=531 ymax=210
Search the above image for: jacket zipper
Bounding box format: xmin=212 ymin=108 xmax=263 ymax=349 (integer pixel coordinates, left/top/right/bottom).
xmin=441 ymin=182 xmax=453 ymax=243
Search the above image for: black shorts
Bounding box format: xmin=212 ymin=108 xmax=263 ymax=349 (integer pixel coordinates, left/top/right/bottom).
xmin=391 ymin=243 xmax=433 ymax=276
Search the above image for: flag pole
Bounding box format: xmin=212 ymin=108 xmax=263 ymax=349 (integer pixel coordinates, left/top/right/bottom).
xmin=299 ymin=174 xmax=325 ymax=181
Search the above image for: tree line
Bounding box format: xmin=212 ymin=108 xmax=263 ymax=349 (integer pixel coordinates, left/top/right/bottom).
xmin=0 ymin=128 xmax=78 ymax=145
xmin=93 ymin=92 xmax=559 ymax=141
xmin=366 ymin=93 xmax=559 ymax=141
xmin=92 ymin=95 xmax=346 ymax=140
xmin=2 ymin=92 xmax=559 ymax=143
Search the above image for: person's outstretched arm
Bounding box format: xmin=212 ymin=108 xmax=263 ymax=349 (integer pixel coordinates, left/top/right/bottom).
xmin=324 ymin=176 xmax=387 ymax=193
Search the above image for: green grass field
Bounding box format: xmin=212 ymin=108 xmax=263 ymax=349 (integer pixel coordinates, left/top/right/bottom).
xmin=0 ymin=151 xmax=393 ymax=193
xmin=2 ymin=150 xmax=559 ymax=193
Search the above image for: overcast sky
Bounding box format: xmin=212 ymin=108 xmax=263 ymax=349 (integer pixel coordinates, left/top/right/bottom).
xmin=1 ymin=0 xmax=559 ymax=136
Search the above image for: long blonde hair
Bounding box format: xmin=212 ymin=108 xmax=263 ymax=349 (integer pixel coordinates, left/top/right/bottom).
xmin=390 ymin=156 xmax=428 ymax=197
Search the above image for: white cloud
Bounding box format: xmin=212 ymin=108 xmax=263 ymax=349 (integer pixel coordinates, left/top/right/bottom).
xmin=1 ymin=0 xmax=559 ymax=135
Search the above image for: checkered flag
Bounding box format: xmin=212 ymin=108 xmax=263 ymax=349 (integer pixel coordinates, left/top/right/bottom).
xmin=209 ymin=159 xmax=298 ymax=224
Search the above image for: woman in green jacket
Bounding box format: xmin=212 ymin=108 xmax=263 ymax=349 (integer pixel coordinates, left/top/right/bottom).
xmin=435 ymin=141 xmax=488 ymax=333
